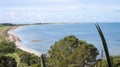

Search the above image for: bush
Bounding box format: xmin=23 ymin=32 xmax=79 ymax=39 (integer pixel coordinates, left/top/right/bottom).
xmin=19 ymin=51 xmax=41 ymax=66
xmin=0 ymin=40 xmax=16 ymax=53
xmin=47 ymin=35 xmax=99 ymax=67
xmin=0 ymin=55 xmax=17 ymax=67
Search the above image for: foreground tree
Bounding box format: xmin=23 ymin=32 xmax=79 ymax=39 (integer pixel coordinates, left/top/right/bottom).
xmin=47 ymin=35 xmax=99 ymax=67
xmin=0 ymin=55 xmax=17 ymax=67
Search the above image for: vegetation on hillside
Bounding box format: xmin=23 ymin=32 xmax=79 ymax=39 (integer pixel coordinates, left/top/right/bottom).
xmin=19 ymin=51 xmax=41 ymax=66
xmin=0 ymin=25 xmax=41 ymax=67
xmin=0 ymin=23 xmax=15 ymax=26
xmin=0 ymin=40 xmax=16 ymax=53
xmin=0 ymin=25 xmax=8 ymax=32
xmin=0 ymin=24 xmax=120 ymax=67
xmin=0 ymin=55 xmax=17 ymax=67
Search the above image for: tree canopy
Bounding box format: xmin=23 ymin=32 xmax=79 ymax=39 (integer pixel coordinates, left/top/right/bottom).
xmin=0 ymin=55 xmax=17 ymax=67
xmin=47 ymin=35 xmax=99 ymax=67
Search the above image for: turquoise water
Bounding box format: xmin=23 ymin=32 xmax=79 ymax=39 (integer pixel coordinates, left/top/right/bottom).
xmin=13 ymin=23 xmax=120 ymax=56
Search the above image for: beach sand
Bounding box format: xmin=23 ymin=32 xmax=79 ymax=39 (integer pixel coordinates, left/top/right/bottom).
xmin=7 ymin=26 xmax=41 ymax=56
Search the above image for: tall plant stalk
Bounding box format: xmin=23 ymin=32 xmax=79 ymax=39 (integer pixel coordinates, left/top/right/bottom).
xmin=41 ymin=54 xmax=46 ymax=67
xmin=99 ymin=50 xmax=103 ymax=67
xmin=95 ymin=24 xmax=112 ymax=67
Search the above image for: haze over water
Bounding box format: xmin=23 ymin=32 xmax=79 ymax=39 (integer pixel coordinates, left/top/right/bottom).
xmin=13 ymin=23 xmax=120 ymax=56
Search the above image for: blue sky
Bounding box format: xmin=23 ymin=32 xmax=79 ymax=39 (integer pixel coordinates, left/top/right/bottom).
xmin=0 ymin=0 xmax=120 ymax=23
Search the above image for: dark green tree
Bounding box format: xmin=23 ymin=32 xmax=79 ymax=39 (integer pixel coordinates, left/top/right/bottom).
xmin=0 ymin=55 xmax=17 ymax=67
xmin=47 ymin=35 xmax=98 ymax=67
xmin=19 ymin=51 xmax=40 ymax=66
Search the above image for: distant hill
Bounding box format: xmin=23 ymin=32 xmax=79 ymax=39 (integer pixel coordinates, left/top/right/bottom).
xmin=0 ymin=23 xmax=15 ymax=26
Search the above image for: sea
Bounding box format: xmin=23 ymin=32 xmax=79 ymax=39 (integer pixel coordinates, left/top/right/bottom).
xmin=13 ymin=23 xmax=120 ymax=56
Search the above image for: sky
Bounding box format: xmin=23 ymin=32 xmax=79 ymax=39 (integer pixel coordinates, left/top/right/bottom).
xmin=0 ymin=0 xmax=120 ymax=23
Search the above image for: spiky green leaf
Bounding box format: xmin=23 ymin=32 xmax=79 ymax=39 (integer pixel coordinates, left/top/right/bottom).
xmin=95 ymin=23 xmax=112 ymax=67
xmin=41 ymin=54 xmax=46 ymax=67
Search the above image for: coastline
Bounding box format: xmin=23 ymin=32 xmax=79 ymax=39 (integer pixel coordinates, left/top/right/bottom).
xmin=7 ymin=26 xmax=41 ymax=56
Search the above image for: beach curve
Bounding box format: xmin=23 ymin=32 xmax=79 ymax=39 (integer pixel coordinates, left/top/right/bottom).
xmin=7 ymin=26 xmax=41 ymax=57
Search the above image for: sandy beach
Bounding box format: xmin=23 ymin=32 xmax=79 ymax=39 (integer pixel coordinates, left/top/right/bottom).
xmin=7 ymin=26 xmax=41 ymax=56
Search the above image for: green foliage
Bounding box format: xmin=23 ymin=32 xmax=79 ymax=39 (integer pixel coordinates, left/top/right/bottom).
xmin=0 ymin=23 xmax=14 ymax=26
xmin=0 ymin=40 xmax=16 ymax=53
xmin=47 ymin=35 xmax=99 ymax=67
xmin=0 ymin=30 xmax=41 ymax=67
xmin=0 ymin=55 xmax=17 ymax=67
xmin=0 ymin=26 xmax=10 ymax=38
xmin=19 ymin=51 xmax=41 ymax=66
xmin=95 ymin=24 xmax=112 ymax=67
xmin=31 ymin=64 xmax=41 ymax=67
xmin=0 ymin=25 xmax=7 ymax=32
xmin=96 ymin=56 xmax=120 ymax=67
xmin=41 ymin=54 xmax=46 ymax=67
xmin=6 ymin=53 xmax=20 ymax=62
xmin=0 ymin=39 xmax=18 ymax=67
xmin=113 ymin=56 xmax=120 ymax=67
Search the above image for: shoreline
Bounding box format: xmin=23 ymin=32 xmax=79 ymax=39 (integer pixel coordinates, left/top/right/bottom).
xmin=7 ymin=26 xmax=41 ymax=56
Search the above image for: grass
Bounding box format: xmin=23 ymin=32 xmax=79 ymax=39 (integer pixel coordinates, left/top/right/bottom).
xmin=0 ymin=25 xmax=9 ymax=32
xmin=5 ymin=53 xmax=20 ymax=62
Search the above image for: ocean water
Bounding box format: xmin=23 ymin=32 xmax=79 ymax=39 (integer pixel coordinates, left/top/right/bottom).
xmin=13 ymin=23 xmax=120 ymax=56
